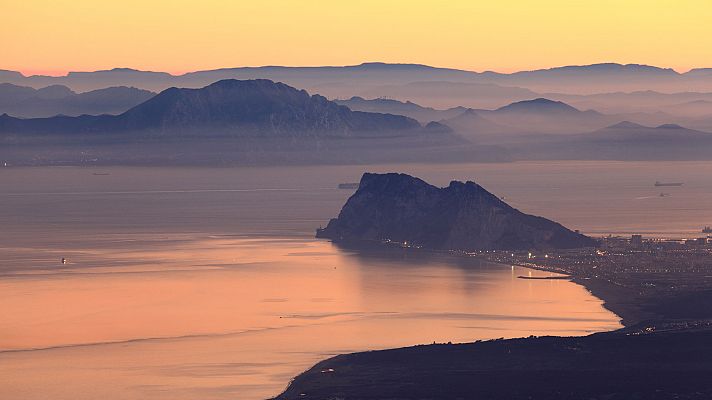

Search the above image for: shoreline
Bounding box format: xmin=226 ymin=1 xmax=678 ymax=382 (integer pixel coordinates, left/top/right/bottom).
xmin=570 ymin=276 xmax=648 ymax=327
xmin=334 ymin=241 xmax=644 ymax=328
xmin=507 ymin=261 xmax=647 ymax=327
xmin=273 ymin=242 xmax=712 ymax=399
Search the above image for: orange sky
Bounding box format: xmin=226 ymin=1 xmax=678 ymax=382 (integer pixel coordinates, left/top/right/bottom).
xmin=3 ymin=0 xmax=712 ymax=76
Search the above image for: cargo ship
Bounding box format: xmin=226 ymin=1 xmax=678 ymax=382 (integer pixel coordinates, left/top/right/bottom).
xmin=654 ymin=181 xmax=683 ymax=187
xmin=338 ymin=183 xmax=360 ymax=190
xmin=704 ymin=226 xmax=712 ymax=234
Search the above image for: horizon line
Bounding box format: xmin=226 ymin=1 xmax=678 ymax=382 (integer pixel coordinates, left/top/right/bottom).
xmin=4 ymin=61 xmax=708 ymax=79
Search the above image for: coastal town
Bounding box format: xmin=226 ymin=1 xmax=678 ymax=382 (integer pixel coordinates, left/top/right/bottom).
xmin=475 ymin=232 xmax=712 ymax=327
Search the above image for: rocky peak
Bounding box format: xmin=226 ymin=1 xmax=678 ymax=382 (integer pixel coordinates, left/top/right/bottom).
xmin=317 ymin=173 xmax=596 ymax=251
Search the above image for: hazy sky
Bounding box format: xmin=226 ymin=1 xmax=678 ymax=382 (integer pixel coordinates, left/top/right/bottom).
xmin=4 ymin=0 xmax=712 ymax=76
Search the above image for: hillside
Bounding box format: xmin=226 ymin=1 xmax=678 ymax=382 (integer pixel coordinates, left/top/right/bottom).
xmin=0 ymin=83 xmax=155 ymax=117
xmin=0 ymin=79 xmax=422 ymax=137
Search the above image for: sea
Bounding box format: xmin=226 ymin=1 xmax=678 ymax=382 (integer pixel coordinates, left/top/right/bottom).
xmin=2 ymin=160 xmax=710 ymax=400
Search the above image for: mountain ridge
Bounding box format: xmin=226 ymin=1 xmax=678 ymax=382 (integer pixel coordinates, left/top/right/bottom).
xmin=7 ymin=62 xmax=712 ymax=94
xmin=0 ymin=79 xmax=424 ymax=136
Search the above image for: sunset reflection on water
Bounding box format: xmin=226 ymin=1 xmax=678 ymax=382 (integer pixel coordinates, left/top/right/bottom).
xmin=0 ymin=235 xmax=620 ymax=400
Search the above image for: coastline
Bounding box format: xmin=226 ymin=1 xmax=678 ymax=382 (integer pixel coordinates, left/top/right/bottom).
xmin=509 ymin=262 xmax=648 ymax=327
xmin=570 ymin=276 xmax=647 ymax=327
xmin=272 ymin=243 xmax=712 ymax=399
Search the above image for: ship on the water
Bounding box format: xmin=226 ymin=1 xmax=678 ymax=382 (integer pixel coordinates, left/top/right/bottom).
xmin=654 ymin=181 xmax=683 ymax=187
xmin=704 ymin=226 xmax=712 ymax=234
xmin=338 ymin=183 xmax=360 ymax=190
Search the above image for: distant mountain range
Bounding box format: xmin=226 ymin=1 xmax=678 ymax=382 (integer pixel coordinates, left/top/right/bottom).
xmin=1 ymin=79 xmax=508 ymax=166
xmin=5 ymin=62 xmax=712 ymax=96
xmin=337 ymin=97 xmax=607 ymax=135
xmin=0 ymin=83 xmax=155 ymax=117
xmin=335 ymin=96 xmax=467 ymax=123
xmin=342 ymin=97 xmax=616 ymax=137
xmin=2 ymin=74 xmax=712 ymax=164
xmin=473 ymin=98 xmax=610 ymax=134
xmin=354 ymin=81 xmax=539 ymax=109
xmin=316 ymin=172 xmax=596 ymax=251
xmin=0 ymin=79 xmax=425 ymax=137
xmin=507 ymin=121 xmax=712 ymax=161
xmin=341 ymin=96 xmax=712 ymax=159
xmin=5 ymin=63 xmax=712 ymax=129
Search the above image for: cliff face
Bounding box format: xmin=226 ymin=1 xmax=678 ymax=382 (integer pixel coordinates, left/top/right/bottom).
xmin=119 ymin=79 xmax=420 ymax=134
xmin=317 ymin=173 xmax=596 ymax=251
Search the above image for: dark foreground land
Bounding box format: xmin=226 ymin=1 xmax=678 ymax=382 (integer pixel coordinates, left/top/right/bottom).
xmin=274 ymin=243 xmax=712 ymax=400
xmin=276 ymin=324 xmax=712 ymax=400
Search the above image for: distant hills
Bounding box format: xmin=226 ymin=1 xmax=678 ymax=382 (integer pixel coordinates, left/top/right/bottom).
xmin=5 ymin=63 xmax=712 ymax=130
xmin=0 ymin=79 xmax=423 ymax=137
xmin=0 ymin=83 xmax=155 ymax=117
xmin=474 ymin=98 xmax=609 ymax=134
xmin=335 ymin=96 xmax=466 ymax=123
xmin=336 ymin=96 xmax=712 ymax=151
xmin=341 ymin=97 xmax=614 ymax=137
xmin=582 ymin=121 xmax=712 ymax=143
xmin=438 ymin=109 xmax=516 ymax=141
xmin=6 ymin=62 xmax=712 ymax=96
xmin=493 ymin=98 xmax=585 ymax=114
xmin=507 ymin=121 xmax=712 ymax=161
xmin=354 ymin=81 xmax=539 ymax=109
xmin=0 ymin=79 xmax=510 ymax=166
xmin=327 ymin=94 xmax=712 ymax=160
xmin=3 ymin=69 xmax=712 ymax=164
xmin=316 ymin=172 xmax=595 ymax=251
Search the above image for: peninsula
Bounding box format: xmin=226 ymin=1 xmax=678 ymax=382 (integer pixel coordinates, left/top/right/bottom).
xmin=288 ymin=172 xmax=712 ymax=400
xmin=316 ymin=173 xmax=595 ymax=251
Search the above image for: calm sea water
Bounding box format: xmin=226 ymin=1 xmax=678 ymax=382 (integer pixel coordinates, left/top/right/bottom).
xmin=2 ymin=160 xmax=710 ymax=400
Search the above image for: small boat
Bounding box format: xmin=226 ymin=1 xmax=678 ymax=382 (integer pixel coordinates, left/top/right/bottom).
xmin=338 ymin=183 xmax=359 ymax=190
xmin=92 ymin=172 xmax=110 ymax=176
xmin=654 ymin=181 xmax=683 ymax=187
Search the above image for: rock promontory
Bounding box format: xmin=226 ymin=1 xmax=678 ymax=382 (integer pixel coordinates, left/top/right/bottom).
xmin=317 ymin=173 xmax=596 ymax=251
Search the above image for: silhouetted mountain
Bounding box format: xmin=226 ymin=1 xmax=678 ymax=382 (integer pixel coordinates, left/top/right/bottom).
xmin=317 ymin=173 xmax=595 ymax=251
xmin=665 ymin=100 xmax=712 ymax=118
xmin=512 ymin=63 xmax=676 ymax=78
xmin=494 ymin=98 xmax=586 ymax=114
xmin=0 ymin=83 xmax=38 ymax=104
xmin=0 ymin=79 xmax=513 ymax=166
xmin=35 ymin=85 xmax=74 ymax=99
xmin=0 ymin=83 xmax=74 ymax=105
xmin=585 ymin=122 xmax=711 ymax=141
xmin=356 ymin=81 xmax=539 ymax=109
xmin=439 ymin=109 xmax=516 ymax=141
xmin=118 ymin=79 xmax=423 ymax=135
xmin=684 ymin=68 xmax=712 ymax=77
xmin=490 ymin=63 xmax=690 ymax=93
xmin=0 ymin=79 xmax=424 ymax=136
xmin=505 ymin=121 xmax=712 ymax=161
xmin=0 ymin=83 xmax=155 ymax=117
xmin=0 ymin=64 xmax=483 ymax=93
xmin=604 ymin=121 xmax=647 ymax=129
xmin=334 ymin=96 xmax=465 ymax=123
xmin=477 ymin=98 xmax=610 ymax=134
xmin=423 ymin=121 xmax=453 ymax=133
xmin=0 ymin=70 xmax=24 ymax=82
xmin=547 ymin=91 xmax=712 ymax=117
xmin=8 ymin=62 xmax=712 ymax=100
